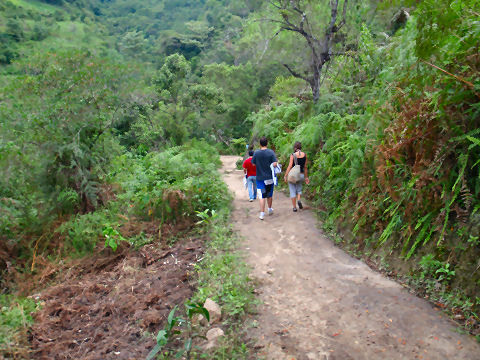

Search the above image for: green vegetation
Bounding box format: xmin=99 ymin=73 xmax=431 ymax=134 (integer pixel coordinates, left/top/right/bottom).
xmin=192 ymin=208 xmax=255 ymax=358
xmin=147 ymin=303 xmax=211 ymax=360
xmin=0 ymin=295 xmax=39 ymax=358
xmin=52 ymin=141 xmax=229 ymax=256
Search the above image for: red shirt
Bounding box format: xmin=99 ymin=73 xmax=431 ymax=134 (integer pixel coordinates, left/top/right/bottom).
xmin=242 ymin=157 xmax=256 ymax=177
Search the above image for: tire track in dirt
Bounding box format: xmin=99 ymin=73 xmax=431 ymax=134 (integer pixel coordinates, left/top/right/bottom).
xmin=221 ymin=155 xmax=480 ymax=360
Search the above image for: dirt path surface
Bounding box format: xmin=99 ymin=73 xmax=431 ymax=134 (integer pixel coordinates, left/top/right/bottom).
xmin=221 ymin=156 xmax=480 ymax=360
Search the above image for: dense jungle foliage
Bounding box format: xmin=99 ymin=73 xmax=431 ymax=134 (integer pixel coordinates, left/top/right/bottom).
xmin=1 ymin=0 xmax=479 ymax=355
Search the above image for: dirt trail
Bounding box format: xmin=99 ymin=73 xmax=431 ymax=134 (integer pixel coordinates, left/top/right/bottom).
xmin=221 ymin=156 xmax=480 ymax=360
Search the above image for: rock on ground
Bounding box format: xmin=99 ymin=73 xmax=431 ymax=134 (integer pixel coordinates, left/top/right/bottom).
xmin=203 ymin=298 xmax=222 ymax=324
xmin=205 ymin=328 xmax=225 ymax=350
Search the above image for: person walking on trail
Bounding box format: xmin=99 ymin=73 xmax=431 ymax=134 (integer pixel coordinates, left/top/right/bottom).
xmin=252 ymin=137 xmax=278 ymax=220
xmin=243 ymin=150 xmax=257 ymax=202
xmin=284 ymin=141 xmax=309 ymax=212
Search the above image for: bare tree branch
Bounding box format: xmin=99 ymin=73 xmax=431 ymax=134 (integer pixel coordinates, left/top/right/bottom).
xmin=327 ymin=0 xmax=340 ymax=36
xmin=283 ymin=64 xmax=309 ymax=83
xmin=259 ymin=28 xmax=282 ymax=62
xmin=337 ymin=0 xmax=349 ymax=31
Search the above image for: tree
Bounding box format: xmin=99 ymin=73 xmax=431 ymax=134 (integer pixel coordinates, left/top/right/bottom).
xmin=201 ymin=63 xmax=262 ymax=139
xmin=6 ymin=18 xmax=24 ymax=42
xmin=131 ymin=54 xmax=225 ymax=149
xmin=267 ymin=0 xmax=350 ymax=102
xmin=119 ymin=30 xmax=147 ymax=58
xmin=0 ymin=50 xmax=140 ymax=212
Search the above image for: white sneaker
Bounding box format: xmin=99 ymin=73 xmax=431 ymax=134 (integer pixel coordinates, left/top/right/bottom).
xmin=259 ymin=212 xmax=265 ymax=220
xmin=268 ymin=208 xmax=274 ymax=215
xmin=249 ymin=199 xmax=253 ymax=202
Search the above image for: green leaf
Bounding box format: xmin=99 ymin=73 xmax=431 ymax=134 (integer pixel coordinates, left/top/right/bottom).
xmin=146 ymin=344 xmax=163 ymax=360
xmin=184 ymin=338 xmax=192 ymax=352
xmin=175 ymin=349 xmax=186 ymax=359
xmin=156 ymin=330 xmax=168 ymax=346
xmin=185 ymin=302 xmax=210 ymax=322
xmin=467 ymin=136 xmax=480 ymax=149
xmin=167 ymin=306 xmax=178 ymax=326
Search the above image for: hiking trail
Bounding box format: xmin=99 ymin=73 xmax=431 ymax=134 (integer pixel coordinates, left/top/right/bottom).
xmin=221 ymin=155 xmax=480 ymax=360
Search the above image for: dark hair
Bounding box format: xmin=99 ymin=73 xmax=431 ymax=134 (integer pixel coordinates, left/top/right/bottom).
xmin=248 ymin=150 xmax=254 ymax=156
xmin=259 ymin=136 xmax=268 ymax=147
xmin=293 ymin=141 xmax=302 ymax=151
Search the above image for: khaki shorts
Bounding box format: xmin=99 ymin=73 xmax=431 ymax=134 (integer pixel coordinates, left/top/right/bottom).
xmin=288 ymin=173 xmax=304 ymax=198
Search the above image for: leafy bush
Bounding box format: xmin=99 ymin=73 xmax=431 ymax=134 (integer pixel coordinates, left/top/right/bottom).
xmin=54 ymin=141 xmax=228 ymax=255
xmin=57 ymin=209 xmax=117 ymax=255
xmin=110 ymin=140 xmax=228 ymax=223
xmin=419 ymin=254 xmax=443 ymax=279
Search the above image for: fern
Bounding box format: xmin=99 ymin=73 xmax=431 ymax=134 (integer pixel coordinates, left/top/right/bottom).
xmin=438 ymin=153 xmax=469 ymax=244
xmin=405 ymin=212 xmax=434 ymax=260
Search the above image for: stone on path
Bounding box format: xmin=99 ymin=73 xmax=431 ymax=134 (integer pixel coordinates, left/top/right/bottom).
xmin=205 ymin=328 xmax=225 ymax=350
xmin=203 ymin=298 xmax=222 ymax=324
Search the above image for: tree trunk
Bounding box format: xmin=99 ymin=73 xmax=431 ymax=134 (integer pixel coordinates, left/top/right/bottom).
xmin=310 ymin=68 xmax=320 ymax=103
xmin=311 ymin=82 xmax=320 ymax=103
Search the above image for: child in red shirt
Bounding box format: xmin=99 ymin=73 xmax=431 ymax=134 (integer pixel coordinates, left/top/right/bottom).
xmin=242 ymin=150 xmax=257 ymax=201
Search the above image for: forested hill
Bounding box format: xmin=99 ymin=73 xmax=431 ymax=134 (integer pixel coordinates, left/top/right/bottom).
xmin=1 ymin=0 xmax=480 ymax=356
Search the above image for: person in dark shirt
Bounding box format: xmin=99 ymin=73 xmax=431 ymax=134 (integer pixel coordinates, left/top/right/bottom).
xmin=242 ymin=150 xmax=257 ymax=201
xmin=252 ymin=136 xmax=278 ymax=220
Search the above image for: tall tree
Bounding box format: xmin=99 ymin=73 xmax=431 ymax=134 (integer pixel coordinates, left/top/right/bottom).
xmin=268 ymin=0 xmax=349 ymax=102
xmin=130 ymin=54 xmax=225 ymax=149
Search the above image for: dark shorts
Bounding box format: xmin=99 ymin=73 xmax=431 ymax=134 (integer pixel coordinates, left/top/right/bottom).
xmin=256 ymin=180 xmax=274 ymax=199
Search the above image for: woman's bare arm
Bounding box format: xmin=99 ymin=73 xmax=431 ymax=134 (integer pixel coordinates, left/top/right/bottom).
xmin=304 ymin=156 xmax=310 ymax=184
xmin=284 ymin=155 xmax=294 ymax=182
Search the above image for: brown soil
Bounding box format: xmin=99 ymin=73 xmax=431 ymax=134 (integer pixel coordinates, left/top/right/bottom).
xmin=29 ymin=237 xmax=203 ymax=360
xmin=221 ymin=155 xmax=480 ymax=360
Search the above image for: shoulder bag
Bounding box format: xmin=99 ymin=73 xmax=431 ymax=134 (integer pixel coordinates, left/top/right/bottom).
xmin=287 ymin=153 xmax=302 ymax=183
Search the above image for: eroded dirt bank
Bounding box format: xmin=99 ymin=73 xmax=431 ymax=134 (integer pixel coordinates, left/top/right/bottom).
xmin=30 ymin=239 xmax=203 ymax=360
xmin=221 ymin=155 xmax=480 ymax=360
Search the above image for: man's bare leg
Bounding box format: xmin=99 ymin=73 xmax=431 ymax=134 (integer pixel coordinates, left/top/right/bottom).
xmin=259 ymin=198 xmax=266 ymax=212
xmin=267 ymin=197 xmax=273 ymax=209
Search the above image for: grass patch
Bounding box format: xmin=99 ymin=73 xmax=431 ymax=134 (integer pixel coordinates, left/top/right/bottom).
xmin=25 ymin=20 xmax=111 ymax=55
xmin=6 ymin=0 xmax=57 ymax=13
xmin=0 ymin=295 xmax=40 ymax=359
xmin=191 ymin=208 xmax=257 ymax=358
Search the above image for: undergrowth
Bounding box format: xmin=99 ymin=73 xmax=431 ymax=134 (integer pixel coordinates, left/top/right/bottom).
xmin=0 ymin=295 xmax=39 ymax=359
xmin=191 ymin=207 xmax=256 ymax=358
xmin=1 ymin=141 xmax=233 ymax=358
xmin=4 ymin=140 xmax=227 ymax=266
